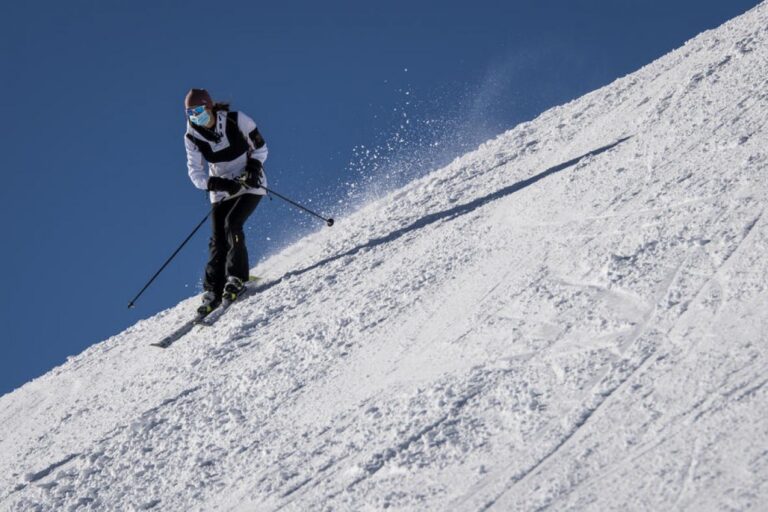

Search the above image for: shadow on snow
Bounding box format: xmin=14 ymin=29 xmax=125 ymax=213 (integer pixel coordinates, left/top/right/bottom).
xmin=258 ymin=136 xmax=631 ymax=293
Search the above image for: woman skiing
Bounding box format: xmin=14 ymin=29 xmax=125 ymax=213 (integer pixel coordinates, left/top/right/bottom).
xmin=184 ymin=88 xmax=268 ymax=315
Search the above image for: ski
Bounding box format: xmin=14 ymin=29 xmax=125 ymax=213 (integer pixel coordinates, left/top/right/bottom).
xmin=150 ymin=276 xmax=264 ymax=348
xmin=197 ymin=276 xmax=263 ymax=327
xmin=150 ymin=314 xmax=207 ymax=348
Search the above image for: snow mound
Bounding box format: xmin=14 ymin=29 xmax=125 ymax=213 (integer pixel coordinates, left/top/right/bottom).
xmin=2 ymin=3 xmax=768 ymax=510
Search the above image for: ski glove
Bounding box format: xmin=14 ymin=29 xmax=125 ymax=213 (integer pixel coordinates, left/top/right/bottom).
xmin=207 ymin=176 xmax=242 ymax=195
xmin=242 ymin=158 xmax=264 ymax=188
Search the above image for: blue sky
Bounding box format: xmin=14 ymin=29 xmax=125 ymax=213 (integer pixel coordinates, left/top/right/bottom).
xmin=0 ymin=0 xmax=759 ymax=396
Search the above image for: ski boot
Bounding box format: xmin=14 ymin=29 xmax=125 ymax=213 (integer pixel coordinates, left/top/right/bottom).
xmin=197 ymin=290 xmax=221 ymax=317
xmin=222 ymin=276 xmax=246 ymax=303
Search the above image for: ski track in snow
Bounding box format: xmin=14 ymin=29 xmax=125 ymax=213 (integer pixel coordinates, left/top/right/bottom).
xmin=3 ymin=3 xmax=768 ymax=511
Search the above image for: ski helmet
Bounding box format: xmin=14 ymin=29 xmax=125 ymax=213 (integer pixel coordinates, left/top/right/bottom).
xmin=185 ymin=88 xmax=213 ymax=108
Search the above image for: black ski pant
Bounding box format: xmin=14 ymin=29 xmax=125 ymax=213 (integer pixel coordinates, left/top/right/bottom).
xmin=204 ymin=194 xmax=261 ymax=295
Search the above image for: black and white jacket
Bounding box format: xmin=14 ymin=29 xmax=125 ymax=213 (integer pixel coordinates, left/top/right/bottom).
xmin=185 ymin=110 xmax=269 ymax=203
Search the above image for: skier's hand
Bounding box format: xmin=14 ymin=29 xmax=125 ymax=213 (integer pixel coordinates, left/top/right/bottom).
xmin=207 ymin=176 xmax=242 ymax=195
xmin=242 ymin=158 xmax=264 ymax=188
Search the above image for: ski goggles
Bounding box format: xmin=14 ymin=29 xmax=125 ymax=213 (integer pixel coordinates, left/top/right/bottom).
xmin=185 ymin=105 xmax=207 ymax=117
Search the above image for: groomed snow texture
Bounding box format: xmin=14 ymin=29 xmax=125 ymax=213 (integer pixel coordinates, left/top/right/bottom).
xmin=2 ymin=3 xmax=768 ymax=510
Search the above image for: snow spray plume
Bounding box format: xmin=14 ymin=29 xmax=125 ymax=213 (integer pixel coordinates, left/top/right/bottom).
xmin=338 ymin=90 xmax=463 ymax=213
xmin=337 ymin=63 xmax=533 ymax=214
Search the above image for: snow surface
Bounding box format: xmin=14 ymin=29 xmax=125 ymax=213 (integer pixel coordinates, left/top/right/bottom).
xmin=3 ymin=4 xmax=768 ymax=511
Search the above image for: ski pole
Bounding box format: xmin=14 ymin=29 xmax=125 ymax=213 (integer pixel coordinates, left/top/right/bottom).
xmin=263 ymin=186 xmax=335 ymax=227
xmin=127 ymin=210 xmax=211 ymax=309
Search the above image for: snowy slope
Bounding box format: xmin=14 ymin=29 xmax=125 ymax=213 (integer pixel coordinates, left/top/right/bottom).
xmin=3 ymin=3 xmax=768 ymax=510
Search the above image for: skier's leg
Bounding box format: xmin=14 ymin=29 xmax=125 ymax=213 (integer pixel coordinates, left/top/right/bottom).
xmin=224 ymin=194 xmax=261 ymax=281
xmin=204 ymin=200 xmax=237 ymax=296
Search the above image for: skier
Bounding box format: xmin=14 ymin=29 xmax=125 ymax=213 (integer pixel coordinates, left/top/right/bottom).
xmin=184 ymin=88 xmax=268 ymax=315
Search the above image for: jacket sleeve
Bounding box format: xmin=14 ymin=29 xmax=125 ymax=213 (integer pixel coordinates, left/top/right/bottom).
xmin=237 ymin=112 xmax=268 ymax=164
xmin=184 ymin=134 xmax=209 ymax=190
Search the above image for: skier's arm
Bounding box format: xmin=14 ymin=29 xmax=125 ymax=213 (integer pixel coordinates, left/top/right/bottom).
xmin=238 ymin=112 xmax=268 ymax=164
xmin=184 ymin=135 xmax=209 ymax=190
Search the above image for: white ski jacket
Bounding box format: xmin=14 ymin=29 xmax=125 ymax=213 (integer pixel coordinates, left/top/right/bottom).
xmin=185 ymin=110 xmax=269 ymax=203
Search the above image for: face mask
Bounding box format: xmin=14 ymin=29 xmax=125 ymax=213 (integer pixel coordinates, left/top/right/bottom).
xmin=189 ymin=109 xmax=211 ymax=127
